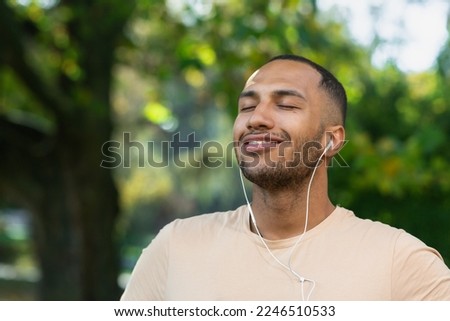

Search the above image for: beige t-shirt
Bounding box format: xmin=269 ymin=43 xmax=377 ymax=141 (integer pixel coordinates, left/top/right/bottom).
xmin=121 ymin=205 xmax=450 ymax=300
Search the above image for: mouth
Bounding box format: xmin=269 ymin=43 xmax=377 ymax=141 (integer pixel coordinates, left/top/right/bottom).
xmin=240 ymin=133 xmax=287 ymax=153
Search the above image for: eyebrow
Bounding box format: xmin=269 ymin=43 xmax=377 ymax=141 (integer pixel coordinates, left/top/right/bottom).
xmin=238 ymin=89 xmax=306 ymax=101
xmin=272 ymin=89 xmax=306 ymax=100
xmin=239 ymin=90 xmax=258 ymax=99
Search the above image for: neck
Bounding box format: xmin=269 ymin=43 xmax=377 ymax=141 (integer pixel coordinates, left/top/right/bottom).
xmin=249 ymin=168 xmax=335 ymax=240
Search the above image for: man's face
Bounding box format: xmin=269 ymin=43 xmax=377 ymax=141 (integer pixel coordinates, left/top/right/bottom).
xmin=233 ymin=59 xmax=328 ymax=190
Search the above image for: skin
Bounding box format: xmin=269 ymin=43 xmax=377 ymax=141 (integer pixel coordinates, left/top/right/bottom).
xmin=233 ymin=59 xmax=345 ymax=240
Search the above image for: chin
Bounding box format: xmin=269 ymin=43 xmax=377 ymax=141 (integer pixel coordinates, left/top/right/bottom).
xmin=240 ymin=160 xmax=313 ymax=191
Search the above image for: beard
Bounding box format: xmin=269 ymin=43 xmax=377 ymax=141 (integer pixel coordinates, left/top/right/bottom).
xmin=237 ymin=129 xmax=325 ymax=191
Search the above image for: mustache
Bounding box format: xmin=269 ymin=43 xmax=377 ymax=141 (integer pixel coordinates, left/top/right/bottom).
xmin=238 ymin=130 xmax=291 ymax=143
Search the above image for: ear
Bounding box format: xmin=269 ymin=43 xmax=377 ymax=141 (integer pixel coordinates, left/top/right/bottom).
xmin=324 ymin=125 xmax=345 ymax=158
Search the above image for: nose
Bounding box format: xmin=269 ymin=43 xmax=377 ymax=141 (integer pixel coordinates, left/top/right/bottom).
xmin=246 ymin=102 xmax=275 ymax=130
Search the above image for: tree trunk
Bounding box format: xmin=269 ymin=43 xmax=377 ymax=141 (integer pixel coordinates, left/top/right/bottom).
xmin=0 ymin=116 xmax=121 ymax=300
xmin=0 ymin=0 xmax=136 ymax=299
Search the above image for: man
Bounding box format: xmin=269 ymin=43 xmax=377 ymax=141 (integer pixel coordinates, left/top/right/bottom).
xmin=121 ymin=54 xmax=450 ymax=300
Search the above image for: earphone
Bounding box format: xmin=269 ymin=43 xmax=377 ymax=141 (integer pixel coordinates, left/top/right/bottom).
xmin=239 ymin=137 xmax=332 ymax=301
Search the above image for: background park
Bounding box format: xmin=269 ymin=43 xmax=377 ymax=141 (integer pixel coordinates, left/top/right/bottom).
xmin=0 ymin=0 xmax=449 ymax=300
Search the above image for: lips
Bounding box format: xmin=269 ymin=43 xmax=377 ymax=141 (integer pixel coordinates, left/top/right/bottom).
xmin=240 ymin=133 xmax=287 ymax=153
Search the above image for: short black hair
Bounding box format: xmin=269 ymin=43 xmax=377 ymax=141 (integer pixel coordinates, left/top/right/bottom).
xmin=269 ymin=54 xmax=347 ymax=126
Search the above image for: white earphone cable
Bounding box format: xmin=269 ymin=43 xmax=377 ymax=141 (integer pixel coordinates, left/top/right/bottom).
xmin=238 ymin=141 xmax=330 ymax=301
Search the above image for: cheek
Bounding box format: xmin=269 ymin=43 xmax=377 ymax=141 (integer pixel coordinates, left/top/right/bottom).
xmin=233 ymin=115 xmax=247 ymax=141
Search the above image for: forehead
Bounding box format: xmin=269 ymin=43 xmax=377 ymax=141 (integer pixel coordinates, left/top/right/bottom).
xmin=243 ymin=60 xmax=322 ymax=94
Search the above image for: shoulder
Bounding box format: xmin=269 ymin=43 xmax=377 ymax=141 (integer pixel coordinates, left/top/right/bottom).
xmin=390 ymin=226 xmax=450 ymax=299
xmin=160 ymin=205 xmax=247 ymax=239
xmin=330 ymin=207 xmax=434 ymax=260
xmin=336 ymin=207 xmax=440 ymax=252
xmin=333 ymin=206 xmax=405 ymax=242
xmin=337 ymin=207 xmax=450 ymax=299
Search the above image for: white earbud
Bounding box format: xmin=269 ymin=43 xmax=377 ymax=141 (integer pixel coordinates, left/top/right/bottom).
xmin=325 ymin=139 xmax=334 ymax=152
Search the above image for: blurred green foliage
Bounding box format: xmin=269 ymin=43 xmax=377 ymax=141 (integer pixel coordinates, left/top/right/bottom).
xmin=0 ymin=0 xmax=449 ymax=299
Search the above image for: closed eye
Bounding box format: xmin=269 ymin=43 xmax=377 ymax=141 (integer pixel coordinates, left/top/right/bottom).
xmin=277 ymin=104 xmax=298 ymax=110
xmin=239 ymin=106 xmax=256 ymax=112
